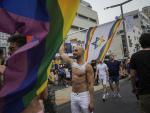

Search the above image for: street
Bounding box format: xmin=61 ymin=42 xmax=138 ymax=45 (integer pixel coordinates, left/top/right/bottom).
xmin=57 ymin=79 xmax=140 ymax=113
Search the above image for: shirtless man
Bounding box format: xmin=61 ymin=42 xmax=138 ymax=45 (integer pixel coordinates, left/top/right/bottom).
xmin=59 ymin=44 xmax=94 ymax=113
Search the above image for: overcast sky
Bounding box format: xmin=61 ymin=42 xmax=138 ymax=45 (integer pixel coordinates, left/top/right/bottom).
xmin=84 ymin=0 xmax=150 ymax=24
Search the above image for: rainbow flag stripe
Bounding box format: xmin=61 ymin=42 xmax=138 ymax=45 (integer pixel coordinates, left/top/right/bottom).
xmin=84 ymin=27 xmax=97 ymax=61
xmin=0 ymin=0 xmax=79 ymax=113
xmin=97 ymin=19 xmax=123 ymax=61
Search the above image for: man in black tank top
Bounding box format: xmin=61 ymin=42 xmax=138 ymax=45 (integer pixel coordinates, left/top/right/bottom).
xmin=130 ymin=33 xmax=150 ymax=113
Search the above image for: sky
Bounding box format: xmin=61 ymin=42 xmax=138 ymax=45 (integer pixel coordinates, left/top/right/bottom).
xmin=85 ymin=0 xmax=150 ymax=24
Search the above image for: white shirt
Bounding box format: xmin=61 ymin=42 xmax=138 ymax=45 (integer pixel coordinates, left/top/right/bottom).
xmin=65 ymin=68 xmax=71 ymax=78
xmin=96 ymin=63 xmax=108 ymax=78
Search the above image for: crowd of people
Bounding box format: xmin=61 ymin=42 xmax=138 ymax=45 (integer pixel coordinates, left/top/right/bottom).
xmin=0 ymin=32 xmax=150 ymax=113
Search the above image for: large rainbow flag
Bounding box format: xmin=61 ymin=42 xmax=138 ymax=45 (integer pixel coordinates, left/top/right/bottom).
xmin=84 ymin=19 xmax=123 ymax=63
xmin=0 ymin=0 xmax=79 ymax=113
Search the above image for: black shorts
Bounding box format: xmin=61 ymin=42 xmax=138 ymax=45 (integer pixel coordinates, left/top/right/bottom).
xmin=109 ymin=76 xmax=119 ymax=83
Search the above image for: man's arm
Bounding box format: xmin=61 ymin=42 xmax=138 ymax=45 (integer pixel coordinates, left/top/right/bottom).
xmin=130 ymin=53 xmax=137 ymax=92
xmin=59 ymin=43 xmax=72 ymax=64
xmin=130 ymin=69 xmax=137 ymax=93
xmin=86 ymin=64 xmax=94 ymax=111
xmin=105 ymin=64 xmax=109 ymax=77
xmin=106 ymin=68 xmax=109 ymax=80
xmin=119 ymin=61 xmax=123 ymax=73
xmin=95 ymin=65 xmax=98 ymax=81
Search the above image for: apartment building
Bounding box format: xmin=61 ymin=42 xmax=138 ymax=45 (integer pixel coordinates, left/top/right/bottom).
xmin=67 ymin=0 xmax=99 ymax=42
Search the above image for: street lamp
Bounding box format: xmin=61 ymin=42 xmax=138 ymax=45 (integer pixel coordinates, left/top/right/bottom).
xmin=104 ymin=0 xmax=133 ymax=57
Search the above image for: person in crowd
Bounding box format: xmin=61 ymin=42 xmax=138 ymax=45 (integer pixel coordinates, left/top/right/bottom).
xmin=130 ymin=33 xmax=150 ymax=113
xmin=54 ymin=70 xmax=58 ymax=85
xmin=44 ymin=69 xmax=57 ymax=113
xmin=49 ymin=69 xmax=56 ymax=84
xmin=106 ymin=54 xmax=122 ymax=98
xmin=59 ymin=43 xmax=94 ymax=113
xmin=64 ymin=65 xmax=71 ymax=87
xmin=95 ymin=60 xmax=109 ymax=102
xmin=58 ymin=64 xmax=66 ymax=86
xmin=126 ymin=58 xmax=131 ymax=77
xmin=0 ymin=48 xmax=5 ymax=88
xmin=0 ymin=49 xmax=5 ymax=65
xmin=119 ymin=59 xmax=125 ymax=78
xmin=91 ymin=60 xmax=98 ymax=85
xmin=0 ymin=34 xmax=47 ymax=113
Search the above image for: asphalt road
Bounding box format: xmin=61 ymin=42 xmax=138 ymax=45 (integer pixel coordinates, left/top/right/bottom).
xmin=57 ymin=79 xmax=140 ymax=113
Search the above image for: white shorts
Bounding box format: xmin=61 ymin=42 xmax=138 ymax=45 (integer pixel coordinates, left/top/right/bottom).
xmin=71 ymin=91 xmax=91 ymax=113
xmin=99 ymin=76 xmax=107 ymax=85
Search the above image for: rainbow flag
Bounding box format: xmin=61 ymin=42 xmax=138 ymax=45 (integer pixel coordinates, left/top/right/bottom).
xmin=0 ymin=0 xmax=79 ymax=113
xmin=84 ymin=19 xmax=122 ymax=62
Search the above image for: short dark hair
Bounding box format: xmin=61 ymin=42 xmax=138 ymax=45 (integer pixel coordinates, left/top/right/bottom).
xmin=0 ymin=48 xmax=3 ymax=55
xmin=139 ymin=33 xmax=150 ymax=48
xmin=8 ymin=34 xmax=26 ymax=47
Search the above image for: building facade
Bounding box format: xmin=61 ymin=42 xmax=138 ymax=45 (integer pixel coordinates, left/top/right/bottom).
xmin=142 ymin=6 xmax=150 ymax=20
xmin=0 ymin=32 xmax=10 ymax=57
xmin=121 ymin=10 xmax=150 ymax=57
xmin=67 ymin=0 xmax=99 ymax=42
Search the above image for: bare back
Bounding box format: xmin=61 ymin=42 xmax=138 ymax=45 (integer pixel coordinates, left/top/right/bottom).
xmin=71 ymin=62 xmax=88 ymax=93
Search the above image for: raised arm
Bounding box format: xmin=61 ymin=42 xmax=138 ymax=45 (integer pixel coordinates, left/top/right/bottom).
xmin=59 ymin=43 xmax=73 ymax=64
xmin=95 ymin=65 xmax=98 ymax=80
xmin=86 ymin=64 xmax=94 ymax=112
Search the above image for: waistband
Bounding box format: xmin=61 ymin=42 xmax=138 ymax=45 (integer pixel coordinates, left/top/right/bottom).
xmin=71 ymin=91 xmax=89 ymax=96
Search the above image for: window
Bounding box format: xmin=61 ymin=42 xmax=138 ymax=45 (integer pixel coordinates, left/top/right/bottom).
xmin=133 ymin=14 xmax=138 ymax=19
xmin=89 ymin=18 xmax=97 ymax=23
xmin=134 ymin=36 xmax=136 ymax=40
xmin=79 ymin=27 xmax=84 ymax=30
xmin=71 ymin=25 xmax=79 ymax=30
xmin=128 ymin=37 xmax=133 ymax=47
xmin=138 ymin=31 xmax=141 ymax=35
xmin=78 ymin=14 xmax=88 ymax=20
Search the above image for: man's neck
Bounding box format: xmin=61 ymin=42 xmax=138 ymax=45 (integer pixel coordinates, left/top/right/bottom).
xmin=110 ymin=60 xmax=114 ymax=62
xmin=76 ymin=57 xmax=84 ymax=65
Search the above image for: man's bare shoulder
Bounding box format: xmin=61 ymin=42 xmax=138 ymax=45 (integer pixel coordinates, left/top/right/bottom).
xmin=86 ymin=63 xmax=93 ymax=71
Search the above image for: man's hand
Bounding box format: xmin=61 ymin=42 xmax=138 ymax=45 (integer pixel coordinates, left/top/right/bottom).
xmin=0 ymin=65 xmax=6 ymax=74
xmin=89 ymin=102 xmax=94 ymax=112
xmin=59 ymin=43 xmax=72 ymax=64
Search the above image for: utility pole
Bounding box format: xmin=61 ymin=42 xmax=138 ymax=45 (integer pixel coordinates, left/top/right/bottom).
xmin=104 ymin=0 xmax=133 ymax=57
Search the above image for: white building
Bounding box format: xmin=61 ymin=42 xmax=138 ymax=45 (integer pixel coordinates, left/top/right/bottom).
xmin=67 ymin=0 xmax=99 ymax=42
xmin=0 ymin=32 xmax=10 ymax=57
xmin=120 ymin=10 xmax=150 ymax=57
xmin=142 ymin=6 xmax=150 ymax=21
